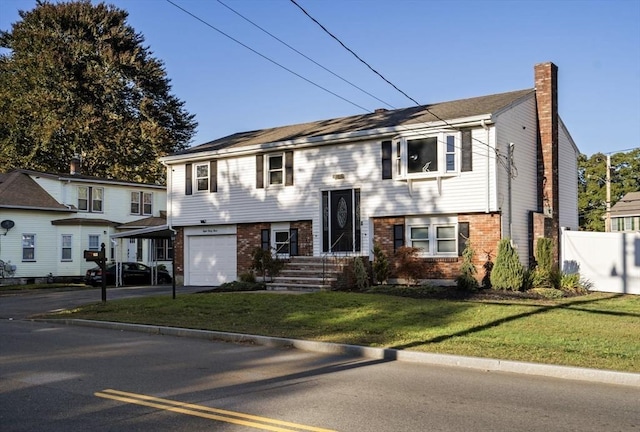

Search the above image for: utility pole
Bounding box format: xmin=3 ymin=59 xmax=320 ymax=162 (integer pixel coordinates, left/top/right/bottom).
xmin=605 ymin=154 xmax=611 ymax=232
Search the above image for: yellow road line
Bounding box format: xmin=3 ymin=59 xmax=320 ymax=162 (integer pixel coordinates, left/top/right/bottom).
xmin=95 ymin=388 xmax=337 ymax=432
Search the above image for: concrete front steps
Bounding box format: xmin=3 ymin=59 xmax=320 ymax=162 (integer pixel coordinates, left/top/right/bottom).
xmin=265 ymin=256 xmax=351 ymax=292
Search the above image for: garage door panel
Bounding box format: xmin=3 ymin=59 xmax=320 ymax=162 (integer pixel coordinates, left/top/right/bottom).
xmin=188 ymin=235 xmax=236 ymax=286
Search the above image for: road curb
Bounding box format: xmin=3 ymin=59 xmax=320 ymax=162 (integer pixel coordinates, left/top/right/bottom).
xmin=38 ymin=318 xmax=640 ymax=388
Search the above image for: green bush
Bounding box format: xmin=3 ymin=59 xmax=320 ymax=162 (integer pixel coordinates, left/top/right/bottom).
xmin=490 ymin=239 xmax=525 ymax=291
xmin=560 ymin=272 xmax=591 ymax=295
xmin=456 ymin=241 xmax=478 ymax=291
xmin=372 ymin=243 xmax=390 ymax=285
xmin=251 ymin=248 xmax=284 ymax=280
xmin=353 ymin=256 xmax=370 ymax=291
xmin=531 ymin=238 xmax=557 ymax=289
xmin=239 ymin=271 xmax=256 ymax=283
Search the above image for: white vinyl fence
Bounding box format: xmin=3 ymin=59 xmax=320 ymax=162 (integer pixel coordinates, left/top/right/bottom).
xmin=561 ymin=230 xmax=640 ymax=295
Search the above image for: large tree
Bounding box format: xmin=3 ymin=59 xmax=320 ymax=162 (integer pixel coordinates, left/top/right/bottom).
xmin=578 ymin=149 xmax=640 ymax=231
xmin=0 ymin=0 xmax=196 ymax=184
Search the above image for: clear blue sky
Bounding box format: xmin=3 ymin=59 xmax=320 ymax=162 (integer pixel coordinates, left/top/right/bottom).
xmin=1 ymin=0 xmax=639 ymax=156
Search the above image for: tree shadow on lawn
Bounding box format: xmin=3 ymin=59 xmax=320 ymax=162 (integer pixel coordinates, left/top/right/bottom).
xmin=389 ymin=293 xmax=628 ymax=351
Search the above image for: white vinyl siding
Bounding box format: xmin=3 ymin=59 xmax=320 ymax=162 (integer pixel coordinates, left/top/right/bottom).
xmin=494 ymin=95 xmax=538 ymax=265
xmin=558 ymin=120 xmax=579 ymax=230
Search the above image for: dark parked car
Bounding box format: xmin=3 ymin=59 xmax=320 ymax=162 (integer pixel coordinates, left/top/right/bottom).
xmin=85 ymin=262 xmax=172 ymax=286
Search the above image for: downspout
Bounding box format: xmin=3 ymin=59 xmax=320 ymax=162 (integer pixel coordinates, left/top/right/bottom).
xmin=481 ymin=119 xmax=490 ymax=213
xmin=162 ymin=160 xmax=178 ymax=299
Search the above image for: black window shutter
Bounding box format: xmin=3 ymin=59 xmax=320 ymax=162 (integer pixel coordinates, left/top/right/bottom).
xmin=381 ymin=141 xmax=392 ymax=179
xmin=393 ymin=224 xmax=405 ymax=252
xmin=210 ymin=160 xmax=217 ymax=193
xmin=261 ymin=229 xmax=270 ymax=251
xmin=185 ymin=163 xmax=192 ymax=195
xmin=289 ymin=228 xmax=298 ymax=256
xmin=256 ymin=155 xmax=264 ymax=189
xmin=461 ymin=130 xmax=473 ymax=172
xmin=458 ymin=222 xmax=470 ymax=256
xmin=285 ymin=151 xmax=294 ymax=186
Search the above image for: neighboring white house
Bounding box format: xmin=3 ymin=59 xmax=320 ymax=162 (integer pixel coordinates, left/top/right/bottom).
xmin=159 ymin=62 xmax=579 ymax=287
xmin=610 ymin=191 xmax=640 ymax=232
xmin=0 ymin=163 xmax=169 ymax=283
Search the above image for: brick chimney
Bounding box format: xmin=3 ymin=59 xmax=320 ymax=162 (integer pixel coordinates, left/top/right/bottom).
xmin=70 ymin=155 xmax=81 ymax=175
xmin=534 ymin=62 xmax=560 ymax=263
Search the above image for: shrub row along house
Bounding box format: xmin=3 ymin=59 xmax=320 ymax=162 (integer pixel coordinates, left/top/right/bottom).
xmin=155 ymin=62 xmax=578 ymax=287
xmin=0 ymin=161 xmax=171 ymax=283
xmin=0 ymin=62 xmax=578 ymax=287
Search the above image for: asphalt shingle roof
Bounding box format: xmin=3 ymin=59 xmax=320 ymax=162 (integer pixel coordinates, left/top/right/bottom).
xmin=0 ymin=171 xmax=72 ymax=211
xmin=175 ymin=88 xmax=534 ymax=155
xmin=610 ymin=191 xmax=640 ymax=217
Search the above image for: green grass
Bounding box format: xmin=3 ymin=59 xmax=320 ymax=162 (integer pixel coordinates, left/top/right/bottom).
xmin=47 ymin=291 xmax=640 ymax=373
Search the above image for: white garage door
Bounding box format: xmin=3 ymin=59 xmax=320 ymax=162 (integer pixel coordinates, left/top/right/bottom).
xmin=188 ymin=235 xmax=237 ymax=286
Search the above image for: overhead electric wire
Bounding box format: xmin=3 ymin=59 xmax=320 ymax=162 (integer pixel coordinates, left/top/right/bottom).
xmin=289 ymin=0 xmax=514 ymax=176
xmin=211 ymin=1 xmax=498 ymax=162
xmin=164 ymin=0 xmax=370 ymax=113
xmin=215 ymin=0 xmax=396 ymax=110
xmin=165 ymin=0 xmax=505 ymax=164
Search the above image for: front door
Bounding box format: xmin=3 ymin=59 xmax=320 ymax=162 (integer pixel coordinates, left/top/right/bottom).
xmin=323 ymin=189 xmax=360 ymax=253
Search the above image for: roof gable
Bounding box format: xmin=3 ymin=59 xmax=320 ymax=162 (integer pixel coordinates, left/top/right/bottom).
xmin=0 ymin=171 xmax=72 ymax=211
xmin=611 ymin=191 xmax=640 ymax=216
xmin=174 ymin=89 xmax=534 ymax=156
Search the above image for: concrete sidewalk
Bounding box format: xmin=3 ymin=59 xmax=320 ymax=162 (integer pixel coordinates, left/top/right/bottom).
xmin=37 ymin=318 xmax=640 ymax=388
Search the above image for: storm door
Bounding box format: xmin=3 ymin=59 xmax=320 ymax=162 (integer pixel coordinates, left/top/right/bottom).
xmin=322 ymin=189 xmax=360 ymax=253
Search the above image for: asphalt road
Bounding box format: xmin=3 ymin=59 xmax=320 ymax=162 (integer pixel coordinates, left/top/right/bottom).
xmin=0 ymin=287 xmax=638 ymax=431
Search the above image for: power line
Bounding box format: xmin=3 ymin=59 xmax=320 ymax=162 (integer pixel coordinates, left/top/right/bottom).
xmin=166 ymin=0 xmax=508 ymax=169
xmin=164 ymin=0 xmax=371 ymax=113
xmin=215 ymin=0 xmax=396 ymax=110
xmin=289 ymin=0 xmax=419 ymax=107
xmin=288 ymin=0 xmax=513 ymax=176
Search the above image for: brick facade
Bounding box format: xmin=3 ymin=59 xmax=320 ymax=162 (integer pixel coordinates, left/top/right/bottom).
xmin=236 ymin=220 xmax=314 ymax=276
xmin=535 ymin=62 xmax=560 ymax=264
xmin=237 ymin=222 xmax=270 ymax=276
xmin=291 ymin=220 xmax=313 ymax=256
xmin=373 ymin=213 xmax=501 ymax=282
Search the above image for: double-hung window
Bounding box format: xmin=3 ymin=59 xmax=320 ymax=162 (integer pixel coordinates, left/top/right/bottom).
xmin=155 ymin=239 xmax=174 ymax=261
xmin=88 ymin=234 xmax=100 ymax=251
xmin=195 ymin=163 xmax=209 ymax=192
xmin=405 ymin=217 xmax=458 ymax=256
xmin=22 ymin=234 xmax=35 ymax=261
xmin=257 ymin=151 xmax=294 ymax=188
xmin=78 ymin=186 xmax=104 ymax=212
xmin=61 ymin=234 xmax=72 ymax=261
xmin=131 ymin=192 xmax=153 ymax=215
xmin=268 ymin=154 xmax=283 ymax=185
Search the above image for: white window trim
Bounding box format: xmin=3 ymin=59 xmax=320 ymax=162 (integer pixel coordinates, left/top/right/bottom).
xmin=394 ymin=131 xmax=460 ymax=180
xmin=406 ymin=216 xmax=458 ymax=257
xmin=194 ymin=162 xmax=209 ymax=193
xmin=61 ymin=234 xmax=73 ymax=262
xmin=88 ymin=234 xmax=101 ymax=251
xmin=267 ymin=153 xmax=284 ymax=187
xmin=78 ymin=186 xmax=104 ymax=213
xmin=22 ymin=233 xmax=36 ymax=261
xmin=130 ymin=191 xmax=140 ymax=214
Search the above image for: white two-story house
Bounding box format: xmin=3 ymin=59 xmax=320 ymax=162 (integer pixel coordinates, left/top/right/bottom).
xmin=0 ymin=161 xmax=169 ymax=283
xmin=160 ymin=62 xmax=579 ymax=287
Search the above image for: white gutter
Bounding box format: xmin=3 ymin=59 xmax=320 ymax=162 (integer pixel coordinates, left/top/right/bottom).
xmin=481 ymin=119 xmax=491 ymax=213
xmin=160 ymin=160 xmax=177 ymax=240
xmin=0 ymin=205 xmax=76 ymax=212
xmin=160 ymin=115 xmax=494 ymax=165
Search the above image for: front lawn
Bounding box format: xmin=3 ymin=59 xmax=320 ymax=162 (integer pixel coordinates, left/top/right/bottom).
xmin=47 ymin=291 xmax=640 ymax=373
